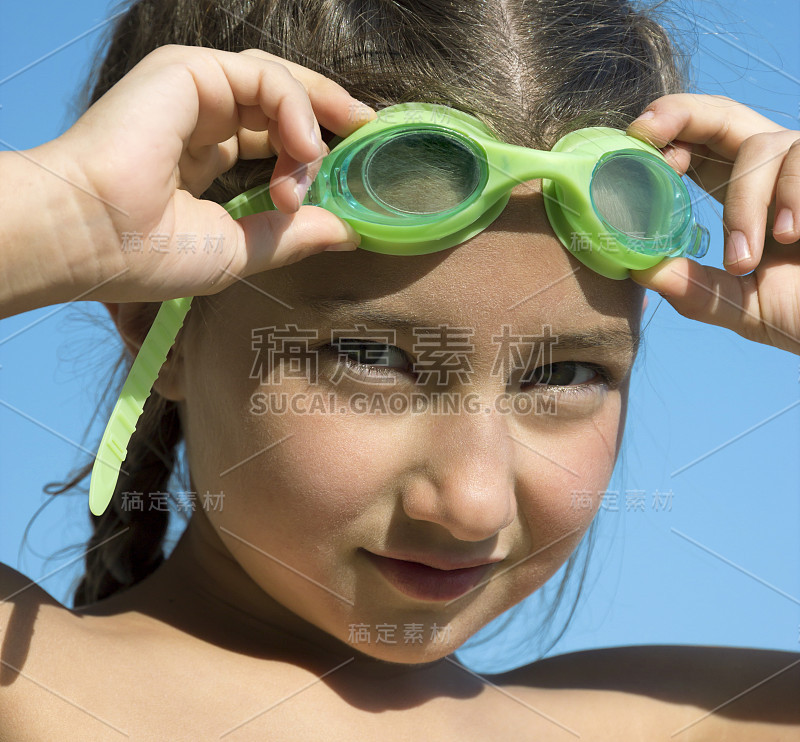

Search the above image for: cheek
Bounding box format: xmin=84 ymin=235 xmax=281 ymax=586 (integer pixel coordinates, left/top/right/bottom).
xmin=239 ymin=412 xmax=398 ymax=536
xmin=186 ymin=377 xmax=404 ymax=557
xmin=512 ymin=391 xmax=624 ymax=563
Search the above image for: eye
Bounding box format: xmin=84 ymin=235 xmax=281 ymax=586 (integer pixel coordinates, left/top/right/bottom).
xmin=326 ymin=340 xmax=410 ymax=379
xmin=521 ymin=361 xmax=608 ymax=388
xmin=321 ymin=341 xmax=615 ymax=393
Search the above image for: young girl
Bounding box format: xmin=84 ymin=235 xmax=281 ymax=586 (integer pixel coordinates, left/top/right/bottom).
xmin=1 ymin=0 xmax=798 ymax=739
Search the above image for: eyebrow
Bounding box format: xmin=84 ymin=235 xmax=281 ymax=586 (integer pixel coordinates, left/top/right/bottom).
xmin=303 ymin=297 xmax=640 ymax=354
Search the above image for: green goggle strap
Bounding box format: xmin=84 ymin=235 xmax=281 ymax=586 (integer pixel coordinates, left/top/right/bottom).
xmin=88 ymin=188 xmax=279 ymax=516
xmin=89 ymin=296 xmax=192 ymax=515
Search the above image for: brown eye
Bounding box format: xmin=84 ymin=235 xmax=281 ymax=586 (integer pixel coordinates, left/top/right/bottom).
xmin=522 ymin=362 xmax=600 ymax=387
xmin=330 ymin=340 xmax=410 ymax=378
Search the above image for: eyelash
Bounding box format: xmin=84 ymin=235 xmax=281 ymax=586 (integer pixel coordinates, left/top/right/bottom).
xmin=319 ymin=340 xmax=615 ymax=393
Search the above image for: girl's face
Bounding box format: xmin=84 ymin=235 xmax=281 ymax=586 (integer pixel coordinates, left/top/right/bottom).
xmin=175 ymin=182 xmax=643 ymax=664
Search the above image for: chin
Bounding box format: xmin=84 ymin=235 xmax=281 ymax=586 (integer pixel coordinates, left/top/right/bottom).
xmin=345 ymin=637 xmax=464 ymax=666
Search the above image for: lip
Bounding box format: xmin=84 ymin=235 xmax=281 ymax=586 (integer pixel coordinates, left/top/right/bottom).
xmin=368 ymin=550 xmax=504 ymax=571
xmin=364 ymin=550 xmax=501 ymax=602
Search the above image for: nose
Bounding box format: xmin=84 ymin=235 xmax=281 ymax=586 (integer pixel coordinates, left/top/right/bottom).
xmin=402 ymin=401 xmax=517 ymax=541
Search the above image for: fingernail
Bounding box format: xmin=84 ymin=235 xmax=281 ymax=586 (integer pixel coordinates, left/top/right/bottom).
xmin=773 ymin=208 xmax=795 ymax=236
xmin=632 ymin=110 xmax=655 ymax=123
xmin=294 ymin=171 xmax=312 ymax=209
xmin=725 ymin=230 xmax=751 ymax=266
xmin=324 ymin=242 xmax=358 ymax=252
xmin=348 ymin=99 xmax=378 ymax=125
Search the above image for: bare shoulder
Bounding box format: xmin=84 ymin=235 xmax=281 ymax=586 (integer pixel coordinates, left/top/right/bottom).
xmin=488 ymin=644 xmax=800 ymax=741
xmin=0 ymin=560 xmax=72 ymax=637
xmin=0 ymin=562 xmax=83 ymax=740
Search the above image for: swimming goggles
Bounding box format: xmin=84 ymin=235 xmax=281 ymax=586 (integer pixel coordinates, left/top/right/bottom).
xmin=88 ymin=101 xmax=709 ymax=516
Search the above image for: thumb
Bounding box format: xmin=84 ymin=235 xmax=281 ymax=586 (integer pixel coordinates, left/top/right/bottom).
xmin=230 ymin=203 xmax=361 ymax=279
xmin=628 ymin=257 xmax=755 ymax=334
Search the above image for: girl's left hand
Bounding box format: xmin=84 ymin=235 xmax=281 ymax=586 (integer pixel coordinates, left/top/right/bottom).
xmin=625 ymin=94 xmax=800 ymax=355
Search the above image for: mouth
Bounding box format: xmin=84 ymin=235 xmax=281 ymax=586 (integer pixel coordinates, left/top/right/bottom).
xmin=363 ymin=550 xmax=500 ymax=602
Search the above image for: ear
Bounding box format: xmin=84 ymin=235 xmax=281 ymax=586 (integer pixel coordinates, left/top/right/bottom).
xmin=641 ymin=293 xmax=649 ymax=318
xmin=102 ymin=302 xmax=186 ymax=402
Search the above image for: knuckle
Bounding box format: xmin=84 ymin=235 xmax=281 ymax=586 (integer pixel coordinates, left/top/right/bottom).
xmin=153 ymin=43 xmax=182 ymax=56
xmin=705 ymin=115 xmax=732 ymax=149
xmin=692 ymin=269 xmax=726 ymax=316
xmin=786 ymin=136 xmax=800 ymax=155
xmin=739 ymin=131 xmax=777 ymax=153
xmin=724 ymin=192 xmax=762 ymax=213
xmin=292 ymin=75 xmax=310 ymax=96
xmin=273 ymin=74 xmax=311 ymax=105
xmin=265 ymin=59 xmax=293 ymax=80
xmin=676 ymin=289 xmax=712 ymax=321
xmin=742 ymin=130 xmax=798 ymax=153
xmin=692 ymin=94 xmax=740 ymax=118
xmin=148 ymin=44 xmax=219 ymax=75
xmin=154 ymin=43 xmax=208 ymax=61
xmin=144 ymin=44 xmax=182 ymax=65
xmin=776 ymin=171 xmax=800 ymax=191
xmin=676 ymin=93 xmax=737 ymax=116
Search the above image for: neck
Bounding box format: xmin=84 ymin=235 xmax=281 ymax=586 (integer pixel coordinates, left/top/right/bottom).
xmin=107 ymin=512 xmax=463 ymax=685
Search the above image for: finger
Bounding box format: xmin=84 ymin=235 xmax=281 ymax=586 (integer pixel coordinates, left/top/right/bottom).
xmin=220 ymin=204 xmax=362 ymax=286
xmin=138 ymin=46 xmax=325 ymax=166
xmin=177 ymin=135 xmax=241 ymax=197
xmin=236 ymin=115 xmax=282 ymax=161
xmin=238 ymin=48 xmax=378 ymax=137
xmin=626 ymin=94 xmax=786 ymax=161
xmin=660 ymin=140 xmax=735 ymax=206
xmin=269 ymin=144 xmax=328 ymax=213
xmin=720 ymin=131 xmax=798 ymax=274
xmin=773 ymin=137 xmax=800 ymax=244
xmin=629 ymin=257 xmax=800 ymax=354
xmin=118 ymin=46 xmax=323 ymax=200
xmin=630 ymin=257 xmax=751 ymax=331
xmin=237 ymin=102 xmax=271 ymax=132
xmin=237 ymin=126 xmax=277 ymax=160
xmin=235 ymin=103 xmax=277 ymax=159
xmin=658 ymin=140 xmax=728 ymax=200
xmin=626 ymin=94 xmax=786 ymax=202
xmin=178 ymin=122 xmax=278 ymax=195
xmin=661 ymin=139 xmax=693 ymax=175
xmin=682 ymin=146 xmax=738 ymax=205
xmin=266 ymin=116 xmax=283 ymax=157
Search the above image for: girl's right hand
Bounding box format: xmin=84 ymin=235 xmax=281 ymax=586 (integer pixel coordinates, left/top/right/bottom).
xmin=6 ymin=45 xmax=374 ymax=312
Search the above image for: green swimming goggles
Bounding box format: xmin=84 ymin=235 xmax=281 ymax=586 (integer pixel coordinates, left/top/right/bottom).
xmin=88 ymin=101 xmax=709 ymax=516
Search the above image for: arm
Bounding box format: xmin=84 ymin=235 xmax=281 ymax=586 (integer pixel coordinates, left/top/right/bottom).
xmin=0 ymin=45 xmax=367 ymax=321
xmin=0 ymin=144 xmax=100 ymax=319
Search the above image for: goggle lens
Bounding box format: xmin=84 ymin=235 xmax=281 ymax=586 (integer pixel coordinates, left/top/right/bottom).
xmin=590 ymin=151 xmax=689 ymax=254
xmin=345 ymin=130 xmax=483 ymax=216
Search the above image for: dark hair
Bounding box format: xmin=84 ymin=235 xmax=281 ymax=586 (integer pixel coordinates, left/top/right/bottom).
xmin=41 ymin=0 xmax=689 ymax=655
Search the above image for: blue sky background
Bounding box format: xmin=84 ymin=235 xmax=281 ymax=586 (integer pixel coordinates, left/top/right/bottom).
xmin=1 ymin=0 xmax=798 ymax=672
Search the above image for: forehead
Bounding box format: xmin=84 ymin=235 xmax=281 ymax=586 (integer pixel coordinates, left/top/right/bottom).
xmin=206 ymin=182 xmax=643 ymax=348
